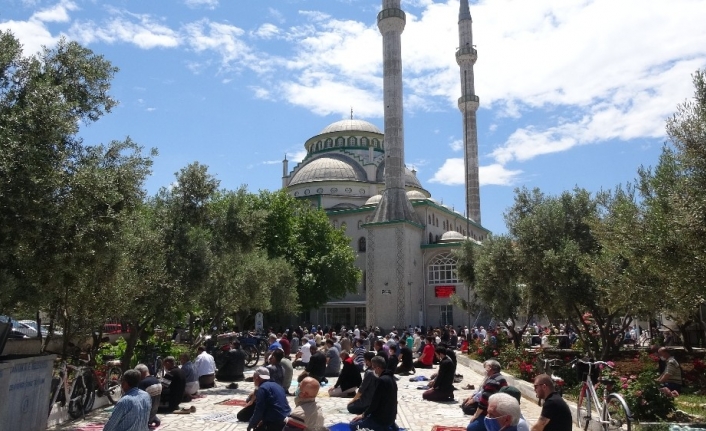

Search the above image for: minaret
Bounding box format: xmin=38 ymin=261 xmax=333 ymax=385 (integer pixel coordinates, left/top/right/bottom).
xmin=457 ymin=0 xmax=481 ymax=224
xmin=371 ymin=0 xmax=418 ymax=224
xmin=365 ymin=0 xmax=423 ymax=330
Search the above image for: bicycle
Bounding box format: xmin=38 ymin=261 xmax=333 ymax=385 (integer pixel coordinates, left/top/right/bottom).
xmin=48 ymin=359 xmax=95 ymax=419
xmin=91 ymin=353 xmax=123 ymax=404
xmin=575 ymin=359 xmax=633 ymax=431
xmin=136 ymin=344 xmax=164 ymax=378
xmin=237 ymin=333 xmax=262 ymax=368
xmin=536 ymin=357 xmax=566 ymax=402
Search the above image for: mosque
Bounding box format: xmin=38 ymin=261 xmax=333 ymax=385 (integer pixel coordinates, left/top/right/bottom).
xmin=281 ymin=0 xmax=488 ymax=330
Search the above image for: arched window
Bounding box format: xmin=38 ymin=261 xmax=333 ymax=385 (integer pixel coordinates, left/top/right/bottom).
xmin=361 ymin=137 xmax=369 ymax=147
xmin=427 ymin=252 xmax=459 ymax=284
xmin=429 ymin=233 xmax=433 ymax=244
xmin=373 ymin=138 xmax=379 ymax=148
xmin=435 ymin=234 xmax=440 ymax=242
xmin=358 ymin=220 xmax=363 ymax=229
xmin=341 ymin=221 xmax=347 ymax=230
xmin=333 ymin=220 xmax=338 ymax=228
xmin=325 ymin=138 xmax=333 ymax=148
xmin=358 ymin=237 xmax=367 ymax=252
xmin=336 ymin=137 xmax=344 ymax=147
xmin=348 ymin=136 xmax=357 ymax=146
xmin=428 ymin=215 xmax=432 ymax=224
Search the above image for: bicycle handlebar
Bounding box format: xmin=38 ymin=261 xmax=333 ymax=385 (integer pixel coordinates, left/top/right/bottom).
xmin=577 ymin=359 xmax=613 ymax=369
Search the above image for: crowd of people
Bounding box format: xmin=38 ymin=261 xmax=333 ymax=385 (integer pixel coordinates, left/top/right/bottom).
xmin=102 ymin=324 xmax=578 ymax=431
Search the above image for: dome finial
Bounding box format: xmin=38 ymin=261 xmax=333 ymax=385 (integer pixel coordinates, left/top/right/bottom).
xmin=350 ymin=107 xmax=353 ymax=120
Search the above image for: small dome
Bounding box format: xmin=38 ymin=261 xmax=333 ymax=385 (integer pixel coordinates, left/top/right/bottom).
xmin=375 ymin=162 xmax=423 ymax=189
xmin=289 ymin=155 xmax=367 ymax=186
xmin=406 ymin=190 xmax=427 ymax=200
xmin=364 ymin=194 xmax=382 ymax=206
xmin=320 ymin=119 xmax=382 ymax=135
xmin=441 ymin=231 xmax=465 ymax=242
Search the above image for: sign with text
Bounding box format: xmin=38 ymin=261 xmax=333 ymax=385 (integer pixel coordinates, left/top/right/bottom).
xmin=434 ymin=286 xmax=456 ymax=298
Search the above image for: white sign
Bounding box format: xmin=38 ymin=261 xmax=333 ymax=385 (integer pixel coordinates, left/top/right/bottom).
xmin=255 ymin=312 xmax=264 ymax=332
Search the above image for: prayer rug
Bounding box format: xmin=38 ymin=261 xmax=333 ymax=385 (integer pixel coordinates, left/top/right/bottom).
xmin=431 ymin=426 xmax=466 ymax=431
xmin=215 ymin=398 xmax=248 ymax=406
xmin=196 ymin=412 xmax=241 ymax=423
xmin=70 ymin=424 xmax=105 ymax=431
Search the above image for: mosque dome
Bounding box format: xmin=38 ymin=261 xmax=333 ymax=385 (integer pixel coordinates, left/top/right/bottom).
xmin=364 ymin=194 xmax=382 ymax=206
xmin=375 ymin=162 xmax=423 ymax=189
xmin=441 ymin=231 xmax=466 ymax=242
xmin=319 ymin=119 xmax=382 ymax=135
xmin=406 ymin=190 xmax=427 ymax=200
xmin=289 ymin=155 xmax=367 ymax=186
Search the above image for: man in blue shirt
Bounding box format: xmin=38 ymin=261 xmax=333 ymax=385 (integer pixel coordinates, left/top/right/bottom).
xmin=249 ymin=366 xmax=291 ymax=431
xmin=103 ymin=369 xmax=151 ymax=431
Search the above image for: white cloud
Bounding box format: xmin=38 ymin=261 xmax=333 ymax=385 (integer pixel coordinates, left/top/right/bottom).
xmin=429 ymin=158 xmax=522 ymax=187
xmin=449 ymin=139 xmax=463 ymax=151
xmin=288 ymin=150 xmax=307 ymax=163
xmin=33 ymin=0 xmax=77 ymax=23
xmin=68 ymin=10 xmax=180 ymax=49
xmin=250 ymin=86 xmax=272 ymax=101
xmin=183 ymin=0 xmax=218 ymax=9
xmin=252 ymin=23 xmax=280 ymax=39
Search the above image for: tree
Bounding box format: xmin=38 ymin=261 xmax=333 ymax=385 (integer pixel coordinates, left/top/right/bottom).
xmin=256 ymin=191 xmax=361 ymax=311
xmin=0 ymin=32 xmax=119 ymax=315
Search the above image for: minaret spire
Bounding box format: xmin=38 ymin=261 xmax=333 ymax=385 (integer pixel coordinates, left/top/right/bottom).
xmin=457 ymin=0 xmax=481 ymax=224
xmin=372 ymin=0 xmax=419 ymax=224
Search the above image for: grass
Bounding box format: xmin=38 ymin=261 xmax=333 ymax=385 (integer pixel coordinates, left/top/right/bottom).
xmin=675 ymin=393 xmax=706 ymax=419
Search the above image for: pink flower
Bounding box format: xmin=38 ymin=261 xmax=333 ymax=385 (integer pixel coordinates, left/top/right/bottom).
xmin=622 ymin=384 xmax=628 ymax=389
xmin=620 ymin=377 xmax=628 ymax=383
xmin=607 ymin=361 xmax=615 ymax=368
xmin=630 ymin=375 xmax=637 ymax=380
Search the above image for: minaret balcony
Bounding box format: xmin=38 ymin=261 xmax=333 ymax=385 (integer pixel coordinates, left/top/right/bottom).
xmin=455 ymin=46 xmax=477 ymax=61
xmin=457 ymin=94 xmax=480 ymax=111
xmin=377 ymin=8 xmax=406 ymax=23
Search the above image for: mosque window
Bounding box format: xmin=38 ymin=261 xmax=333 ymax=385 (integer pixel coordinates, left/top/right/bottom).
xmin=372 ymin=138 xmax=379 ymax=148
xmin=325 ymin=138 xmax=333 ymax=148
xmin=317 ymin=140 xmax=322 ymax=150
xmin=436 ymin=219 xmax=439 ymax=227
xmin=348 ymin=136 xmax=357 ymax=146
xmin=435 ymin=234 xmax=440 ymax=242
xmin=341 ymin=221 xmax=347 ymax=230
xmin=361 ymin=137 xmax=369 ymax=146
xmin=336 ymin=137 xmax=344 ymax=146
xmin=429 ymin=233 xmax=433 ymax=244
xmin=333 ymin=220 xmax=338 ymax=228
xmin=428 ymin=252 xmax=459 ymax=284
xmin=358 ymin=237 xmax=366 ymax=252
xmin=428 ymin=215 xmax=432 ymax=224
xmin=358 ymin=220 xmax=363 ymax=229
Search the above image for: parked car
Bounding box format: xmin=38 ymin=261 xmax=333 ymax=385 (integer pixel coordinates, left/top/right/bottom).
xmin=0 ymin=315 xmax=32 ymax=338
xmin=19 ymin=320 xmax=63 ymax=336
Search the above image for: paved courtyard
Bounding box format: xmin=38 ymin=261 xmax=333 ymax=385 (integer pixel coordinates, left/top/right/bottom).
xmin=49 ymin=359 xmax=581 ymax=431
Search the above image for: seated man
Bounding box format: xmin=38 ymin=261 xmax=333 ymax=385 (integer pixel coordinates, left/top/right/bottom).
xmin=194 ymin=346 xmax=217 ymax=389
xmin=656 ymin=347 xmax=683 ymax=396
xmin=463 ymin=359 xmax=507 ymax=426
xmin=386 ymin=345 xmax=399 ymax=373
xmin=103 ymin=370 xmax=151 ymax=431
xmin=484 ymin=393 xmax=522 ymax=431
xmin=498 ymin=386 xmax=530 ymax=431
xmin=267 ymin=348 xmax=286 ymax=389
xmin=285 ymin=377 xmax=326 ymax=431
xmin=347 ymin=352 xmax=378 ymax=414
xmin=265 ymin=333 xmax=283 ymax=364
xmin=305 ymin=345 xmax=327 ymax=383
xmin=159 ymin=356 xmax=186 ymax=413
xmin=216 ymin=340 xmax=246 ymax=382
xmin=329 ymin=351 xmax=362 ymax=397
xmin=180 ymin=352 xmax=199 ymax=399
xmin=352 ymin=338 xmax=367 ymax=372
xmin=413 ymin=337 xmax=435 ymax=369
xmin=136 ymin=363 xmax=162 ymax=428
xmin=395 ymin=346 xmax=415 ymax=375
xmin=293 ymin=337 xmax=312 ymax=368
xmin=324 ymin=339 xmax=341 ymax=377
xmin=423 ymin=347 xmax=455 ymax=401
xmin=349 ymin=356 xmax=398 ymax=431
xmin=246 ymin=367 xmax=292 ymax=431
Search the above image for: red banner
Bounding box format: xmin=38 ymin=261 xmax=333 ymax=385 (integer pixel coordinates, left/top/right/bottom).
xmin=434 ymin=286 xmax=456 ymax=298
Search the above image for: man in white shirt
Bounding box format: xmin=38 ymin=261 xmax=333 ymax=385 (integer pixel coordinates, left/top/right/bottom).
xmin=293 ymin=337 xmax=312 ymax=368
xmin=195 ymin=346 xmax=217 ymax=389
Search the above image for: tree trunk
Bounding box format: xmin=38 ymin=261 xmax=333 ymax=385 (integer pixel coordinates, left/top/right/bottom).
xmin=121 ymin=324 xmax=142 ymax=373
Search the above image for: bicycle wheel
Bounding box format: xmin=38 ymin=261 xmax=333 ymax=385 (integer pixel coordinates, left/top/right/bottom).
xmin=68 ymin=374 xmax=93 ymax=419
xmin=576 ymin=384 xmax=593 ymax=431
xmin=48 ymin=377 xmax=61 ymax=416
xmin=104 ymin=367 xmax=123 ymax=404
xmin=603 ymin=393 xmax=632 ymax=431
xmin=245 ymin=345 xmax=259 ymax=368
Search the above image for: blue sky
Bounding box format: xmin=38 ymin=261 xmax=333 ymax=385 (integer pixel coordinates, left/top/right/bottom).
xmin=3 ymin=0 xmax=706 ymax=235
